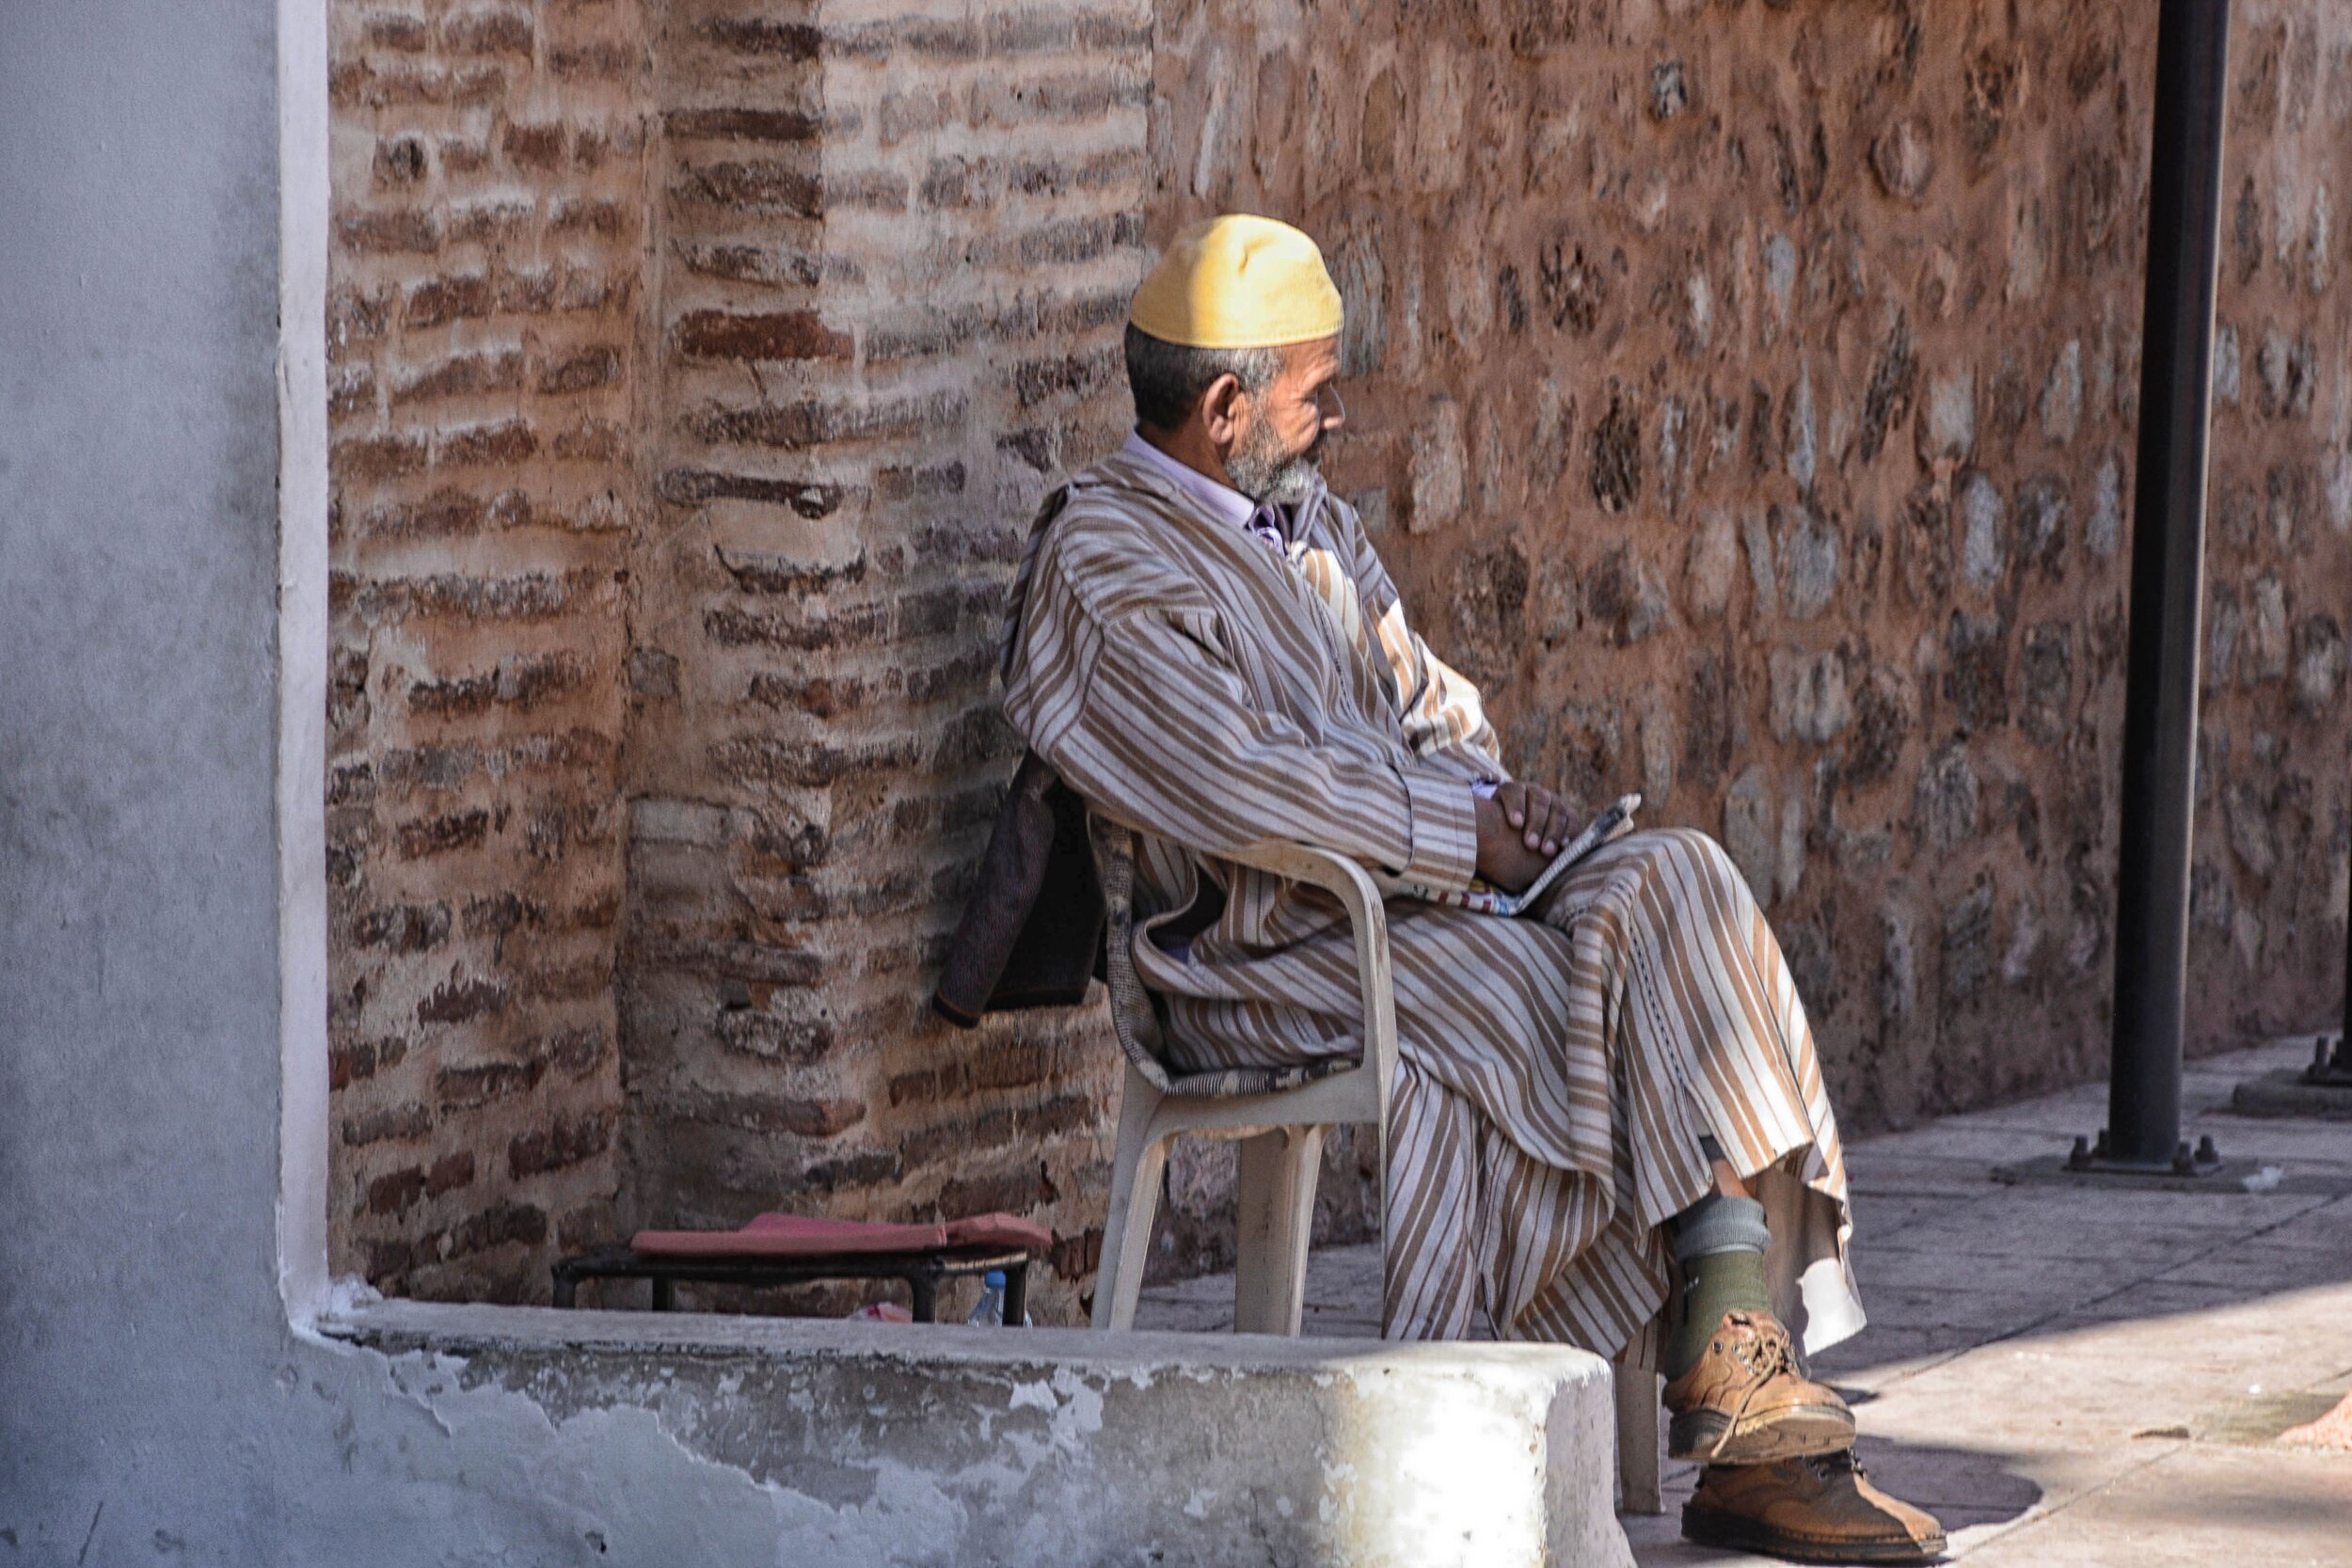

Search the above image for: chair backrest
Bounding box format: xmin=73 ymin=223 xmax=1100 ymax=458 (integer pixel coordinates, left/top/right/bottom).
xmin=1096 ymin=826 xmax=1179 ymax=1095
xmin=1094 ymin=821 xmax=1358 ymax=1101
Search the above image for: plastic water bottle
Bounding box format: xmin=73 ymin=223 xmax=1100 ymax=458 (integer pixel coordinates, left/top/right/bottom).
xmin=967 ymin=1270 xmax=1008 ymax=1326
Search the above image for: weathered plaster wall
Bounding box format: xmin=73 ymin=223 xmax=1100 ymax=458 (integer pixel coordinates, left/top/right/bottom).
xmin=1147 ymin=0 xmax=2352 ymax=1166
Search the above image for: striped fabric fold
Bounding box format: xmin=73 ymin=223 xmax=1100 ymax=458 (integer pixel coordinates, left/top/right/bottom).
xmin=1002 ymin=454 xmax=1862 ymax=1359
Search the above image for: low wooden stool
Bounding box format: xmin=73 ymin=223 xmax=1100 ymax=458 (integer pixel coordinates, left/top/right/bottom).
xmin=551 ymin=1212 xmax=1049 ymax=1323
xmin=552 ymin=1243 xmax=1034 ymax=1322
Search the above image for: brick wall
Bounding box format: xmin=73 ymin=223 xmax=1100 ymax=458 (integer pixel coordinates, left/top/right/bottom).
xmin=1149 ymin=0 xmax=2352 ymax=1146
xmin=326 ymin=0 xmax=1155 ymax=1312
xmin=326 ymin=0 xmax=647 ymax=1299
xmin=616 ymin=0 xmax=1152 ymax=1316
xmin=326 ymin=0 xmax=2352 ymax=1310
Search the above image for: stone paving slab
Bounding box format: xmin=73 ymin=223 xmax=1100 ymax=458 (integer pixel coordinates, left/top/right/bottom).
xmin=1136 ymin=1037 xmax=2352 ymax=1565
xmin=1945 ymin=1445 xmax=2350 ymax=1568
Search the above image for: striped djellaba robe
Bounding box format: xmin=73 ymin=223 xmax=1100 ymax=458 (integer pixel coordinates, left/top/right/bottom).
xmin=1000 ymin=447 xmax=1865 ymax=1358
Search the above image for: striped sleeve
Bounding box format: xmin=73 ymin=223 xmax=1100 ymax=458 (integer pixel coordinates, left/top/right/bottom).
xmin=1338 ymin=502 xmax=1508 ymax=779
xmin=1005 ymin=546 xmax=1479 ymax=891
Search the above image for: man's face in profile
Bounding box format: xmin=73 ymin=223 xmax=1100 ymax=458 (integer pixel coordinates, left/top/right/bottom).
xmin=1227 ymin=335 xmax=1346 ymax=506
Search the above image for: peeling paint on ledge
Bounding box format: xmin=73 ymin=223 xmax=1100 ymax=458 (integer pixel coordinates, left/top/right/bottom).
xmin=310 ymin=1301 xmax=1635 ymax=1567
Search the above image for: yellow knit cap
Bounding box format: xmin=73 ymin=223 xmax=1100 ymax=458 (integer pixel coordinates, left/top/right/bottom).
xmin=1128 ymin=214 xmax=1344 ymax=350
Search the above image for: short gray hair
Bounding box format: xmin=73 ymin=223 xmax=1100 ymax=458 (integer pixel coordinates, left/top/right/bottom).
xmin=1123 ymin=324 xmax=1281 ymax=430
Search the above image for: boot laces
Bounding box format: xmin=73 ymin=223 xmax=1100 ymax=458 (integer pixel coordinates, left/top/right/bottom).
xmin=1724 ymin=1311 xmax=1796 ymax=1380
xmin=1706 ymin=1311 xmax=1802 ymax=1461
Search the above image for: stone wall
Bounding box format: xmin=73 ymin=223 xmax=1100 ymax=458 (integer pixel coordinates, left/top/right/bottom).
xmin=324 ymin=0 xmax=2352 ymax=1310
xmin=1147 ymin=0 xmax=2352 ymax=1161
xmin=2195 ymin=13 xmax=2352 ymax=1035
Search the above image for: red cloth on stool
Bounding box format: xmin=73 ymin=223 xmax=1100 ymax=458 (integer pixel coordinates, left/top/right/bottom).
xmin=630 ymin=1212 xmax=1051 ymax=1259
xmin=941 ymin=1212 xmax=1055 ymax=1250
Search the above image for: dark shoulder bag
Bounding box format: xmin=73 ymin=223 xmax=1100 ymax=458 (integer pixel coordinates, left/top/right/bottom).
xmin=931 ymin=749 xmax=1106 ymax=1027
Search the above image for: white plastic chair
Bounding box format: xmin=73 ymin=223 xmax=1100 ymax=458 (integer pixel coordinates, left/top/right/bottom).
xmin=1089 ymin=832 xmax=1665 ymax=1513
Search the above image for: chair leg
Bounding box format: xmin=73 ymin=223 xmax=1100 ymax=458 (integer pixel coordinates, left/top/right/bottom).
xmin=1093 ymin=1069 xmax=1169 ymax=1331
xmin=1613 ymin=1354 xmax=1664 ymax=1515
xmin=1232 ymin=1125 xmax=1325 ymax=1336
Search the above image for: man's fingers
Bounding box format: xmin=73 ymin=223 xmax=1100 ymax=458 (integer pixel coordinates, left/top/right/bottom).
xmin=1536 ymin=794 xmax=1573 ymax=855
xmin=1523 ymin=794 xmax=1545 ymax=848
xmin=1500 ymin=782 xmax=1582 ymax=858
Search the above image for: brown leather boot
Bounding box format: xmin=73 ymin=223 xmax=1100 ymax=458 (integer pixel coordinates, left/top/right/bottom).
xmin=1683 ymin=1450 xmax=1947 ymax=1564
xmin=1661 ymin=1309 xmax=1855 ymax=1464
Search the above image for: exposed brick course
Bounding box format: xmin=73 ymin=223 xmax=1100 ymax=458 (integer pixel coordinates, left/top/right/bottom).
xmin=612 ymin=0 xmax=1148 ymax=1321
xmin=326 ymin=0 xmax=1136 ymax=1317
xmin=326 ymin=0 xmax=645 ymax=1300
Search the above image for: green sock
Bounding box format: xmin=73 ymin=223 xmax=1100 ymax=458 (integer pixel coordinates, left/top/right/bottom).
xmin=1663 ymin=1195 xmax=1773 ymax=1382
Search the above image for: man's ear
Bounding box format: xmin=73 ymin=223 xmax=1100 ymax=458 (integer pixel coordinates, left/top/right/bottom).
xmin=1197 ymin=372 xmax=1249 ymax=449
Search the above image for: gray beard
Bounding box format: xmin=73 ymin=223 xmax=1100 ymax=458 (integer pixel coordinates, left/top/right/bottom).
xmin=1228 ymin=426 xmax=1323 ymax=507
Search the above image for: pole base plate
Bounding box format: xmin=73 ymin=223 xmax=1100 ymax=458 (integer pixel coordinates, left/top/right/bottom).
xmin=1993 ymin=1130 xmax=2245 ymax=1191
xmin=2223 ymin=1036 xmax=2352 ymax=1119
xmin=1993 ymin=1155 xmax=2252 ymax=1191
xmin=2229 ymin=1067 xmax=2352 ymax=1121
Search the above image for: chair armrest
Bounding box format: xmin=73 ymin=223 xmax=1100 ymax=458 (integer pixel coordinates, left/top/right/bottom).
xmin=1222 ymin=842 xmax=1399 ymax=1114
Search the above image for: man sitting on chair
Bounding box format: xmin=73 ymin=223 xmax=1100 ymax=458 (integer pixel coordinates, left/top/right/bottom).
xmin=997 ymin=214 xmax=1946 ymax=1565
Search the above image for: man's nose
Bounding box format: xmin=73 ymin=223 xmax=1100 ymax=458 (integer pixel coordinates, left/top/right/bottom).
xmin=1319 ymin=385 xmax=1346 ymax=431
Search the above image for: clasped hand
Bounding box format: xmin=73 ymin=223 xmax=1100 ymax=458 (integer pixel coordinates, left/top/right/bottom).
xmin=1472 ymin=781 xmax=1581 ymax=895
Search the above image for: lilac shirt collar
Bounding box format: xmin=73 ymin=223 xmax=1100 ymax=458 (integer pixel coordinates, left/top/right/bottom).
xmin=1120 ymin=429 xmax=1260 ymax=531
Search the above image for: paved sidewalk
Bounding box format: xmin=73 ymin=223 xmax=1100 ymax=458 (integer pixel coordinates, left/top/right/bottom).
xmin=1136 ymin=1037 xmax=2352 ymax=1566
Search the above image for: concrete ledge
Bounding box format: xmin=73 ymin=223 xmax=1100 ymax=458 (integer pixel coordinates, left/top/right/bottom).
xmin=326 ymin=1301 xmax=1634 ymax=1568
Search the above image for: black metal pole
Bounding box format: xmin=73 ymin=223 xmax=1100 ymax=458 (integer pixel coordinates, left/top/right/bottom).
xmin=2106 ymin=0 xmax=2233 ymax=1171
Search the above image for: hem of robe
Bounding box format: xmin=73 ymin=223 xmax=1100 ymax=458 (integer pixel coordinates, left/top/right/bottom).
xmin=1479 ymin=1129 xmax=1864 ymax=1365
xmin=1757 ymin=1161 xmax=1867 ymax=1361
xmin=1521 ymin=829 xmax=1865 ymax=1363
